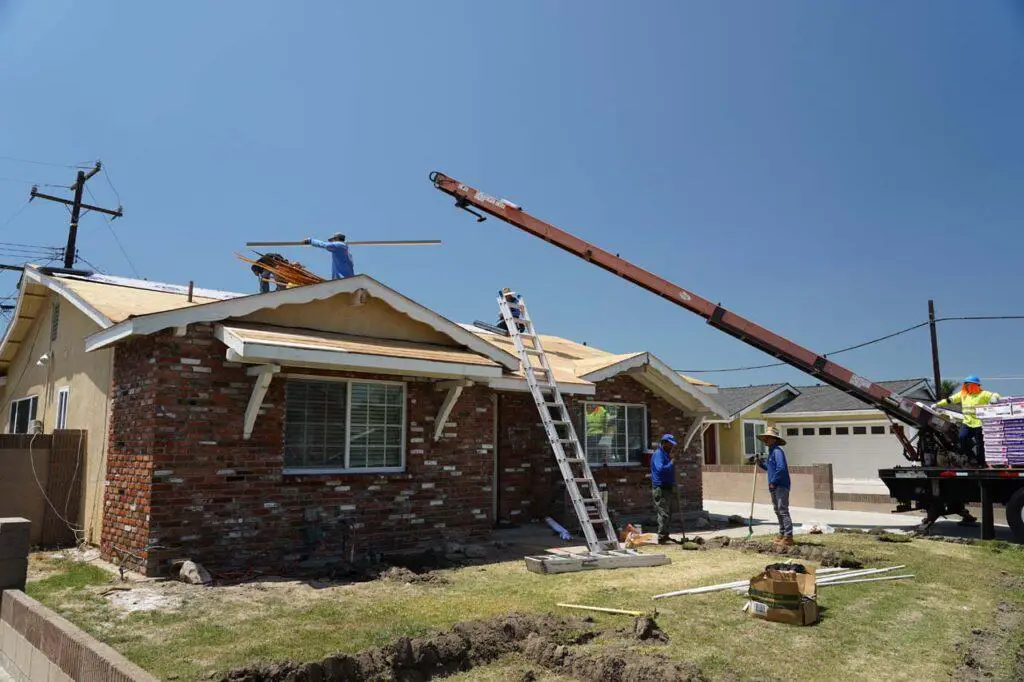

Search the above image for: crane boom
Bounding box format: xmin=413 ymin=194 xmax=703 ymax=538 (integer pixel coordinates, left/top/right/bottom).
xmin=429 ymin=171 xmax=958 ymax=455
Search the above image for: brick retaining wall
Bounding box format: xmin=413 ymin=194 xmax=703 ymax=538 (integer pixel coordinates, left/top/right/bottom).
xmin=0 ymin=589 xmax=157 ymax=682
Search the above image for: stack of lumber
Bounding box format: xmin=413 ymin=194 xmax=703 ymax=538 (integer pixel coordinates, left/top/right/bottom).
xmin=236 ymin=253 xmax=324 ymax=287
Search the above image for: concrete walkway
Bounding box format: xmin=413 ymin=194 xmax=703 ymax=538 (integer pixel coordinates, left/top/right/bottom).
xmin=702 ymin=499 xmax=1016 ymax=542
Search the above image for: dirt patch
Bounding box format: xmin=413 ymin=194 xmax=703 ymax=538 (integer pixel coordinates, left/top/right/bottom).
xmin=220 ymin=612 xmax=705 ymax=682
xmin=621 ymin=616 xmax=669 ymax=643
xmin=522 ymin=635 xmax=704 ymax=681
xmin=220 ymin=612 xmax=597 ymax=682
xmin=378 ymin=566 xmax=450 ymax=586
xmin=954 ymin=601 xmax=1024 ymax=681
xmin=105 ymin=587 xmax=183 ymax=615
xmin=922 ymin=536 xmax=978 ymax=546
xmin=727 ymin=539 xmax=863 ymax=568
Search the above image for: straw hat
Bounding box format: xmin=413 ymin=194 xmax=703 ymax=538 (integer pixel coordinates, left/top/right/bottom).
xmin=757 ymin=426 xmax=786 ymax=446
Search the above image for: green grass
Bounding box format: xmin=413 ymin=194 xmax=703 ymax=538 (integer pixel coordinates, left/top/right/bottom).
xmin=25 ymin=535 xmax=1024 ymax=681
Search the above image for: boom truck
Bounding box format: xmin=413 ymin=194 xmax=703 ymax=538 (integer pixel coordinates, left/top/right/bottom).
xmin=429 ymin=171 xmax=1024 ymax=543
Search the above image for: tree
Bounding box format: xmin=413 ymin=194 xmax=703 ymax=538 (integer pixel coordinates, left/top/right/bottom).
xmin=939 ymin=379 xmax=960 ymax=401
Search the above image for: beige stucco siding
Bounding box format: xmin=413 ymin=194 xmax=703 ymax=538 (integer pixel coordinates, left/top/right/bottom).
xmin=0 ymin=294 xmax=111 ymax=543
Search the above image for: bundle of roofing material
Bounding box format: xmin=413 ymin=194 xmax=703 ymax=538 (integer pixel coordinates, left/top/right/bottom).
xmin=236 ymin=253 xmax=324 ymax=287
xmin=979 ymin=398 xmax=1024 ymax=467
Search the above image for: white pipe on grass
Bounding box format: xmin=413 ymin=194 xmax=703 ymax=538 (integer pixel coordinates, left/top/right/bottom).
xmin=818 ymin=574 xmax=914 ymax=587
xmin=653 ymin=567 xmax=849 ymax=600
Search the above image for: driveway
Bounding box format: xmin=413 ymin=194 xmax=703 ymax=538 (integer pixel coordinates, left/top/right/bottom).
xmin=703 ymin=499 xmax=1016 ymax=542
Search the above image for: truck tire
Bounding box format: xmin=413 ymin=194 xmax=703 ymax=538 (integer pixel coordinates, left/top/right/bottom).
xmin=1007 ymin=488 xmax=1024 ymax=543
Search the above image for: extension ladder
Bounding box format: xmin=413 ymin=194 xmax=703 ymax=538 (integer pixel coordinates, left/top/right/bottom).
xmin=497 ymin=290 xmax=671 ymax=573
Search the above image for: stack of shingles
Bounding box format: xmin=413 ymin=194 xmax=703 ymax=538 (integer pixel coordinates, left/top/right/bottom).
xmin=980 ymin=397 xmax=1024 ymax=466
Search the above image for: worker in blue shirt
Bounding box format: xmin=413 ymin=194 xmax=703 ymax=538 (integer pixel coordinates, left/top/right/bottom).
xmin=756 ymin=426 xmax=793 ymax=546
xmin=305 ymin=233 xmax=355 ymax=279
xmin=650 ymin=434 xmax=679 ymax=544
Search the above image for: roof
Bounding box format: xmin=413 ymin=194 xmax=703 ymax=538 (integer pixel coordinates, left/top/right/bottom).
xmin=216 ymin=323 xmax=503 ymax=378
xmin=466 ymin=325 xmax=728 ymax=416
xmin=715 ymin=383 xmax=794 ymax=417
xmin=764 ymin=379 xmax=932 ymax=415
xmin=57 ymin=277 xmax=230 ymax=323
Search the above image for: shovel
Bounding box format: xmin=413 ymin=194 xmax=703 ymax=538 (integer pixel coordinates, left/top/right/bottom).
xmin=747 ymin=458 xmax=759 ymax=538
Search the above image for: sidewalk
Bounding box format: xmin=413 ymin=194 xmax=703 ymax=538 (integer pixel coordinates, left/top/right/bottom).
xmin=702 ymin=499 xmax=1015 ymax=542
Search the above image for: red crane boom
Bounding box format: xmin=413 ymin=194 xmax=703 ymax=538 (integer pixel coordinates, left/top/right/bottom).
xmin=429 ymin=171 xmax=958 ymax=458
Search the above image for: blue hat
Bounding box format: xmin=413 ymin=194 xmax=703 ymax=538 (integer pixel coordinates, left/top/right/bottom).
xmin=661 ymin=434 xmax=677 ymax=445
xmin=964 ymin=375 xmax=981 ymax=385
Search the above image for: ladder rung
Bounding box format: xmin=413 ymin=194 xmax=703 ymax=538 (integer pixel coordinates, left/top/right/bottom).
xmin=579 ymin=498 xmax=602 ymax=505
xmin=573 ymin=477 xmax=596 ymax=483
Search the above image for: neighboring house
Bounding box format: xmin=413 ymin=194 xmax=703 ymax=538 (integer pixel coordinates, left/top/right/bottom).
xmin=710 ymin=379 xmax=934 ymax=495
xmin=0 ymin=266 xmax=727 ymax=575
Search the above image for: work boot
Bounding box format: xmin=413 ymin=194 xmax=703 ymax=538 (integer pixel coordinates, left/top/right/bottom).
xmin=657 ymin=535 xmax=671 ymax=545
xmin=776 ymin=536 xmax=794 ymax=547
xmin=958 ymin=515 xmax=979 ymax=528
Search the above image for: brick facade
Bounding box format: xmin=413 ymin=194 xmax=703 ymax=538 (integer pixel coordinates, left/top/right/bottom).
xmin=102 ymin=325 xmax=703 ymax=576
xmin=496 ymin=374 xmax=701 ymax=527
xmin=103 ymin=324 xmax=494 ymax=575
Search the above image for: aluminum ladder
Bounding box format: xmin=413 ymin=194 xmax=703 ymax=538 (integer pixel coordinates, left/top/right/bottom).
xmin=497 ymin=289 xmax=621 ymax=553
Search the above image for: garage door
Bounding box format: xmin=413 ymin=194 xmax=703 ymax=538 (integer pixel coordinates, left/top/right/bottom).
xmin=776 ymin=422 xmax=914 ymax=484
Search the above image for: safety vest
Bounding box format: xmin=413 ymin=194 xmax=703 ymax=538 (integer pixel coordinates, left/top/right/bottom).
xmin=586 ymin=406 xmax=608 ymax=436
xmin=938 ymin=390 xmax=1001 ymax=428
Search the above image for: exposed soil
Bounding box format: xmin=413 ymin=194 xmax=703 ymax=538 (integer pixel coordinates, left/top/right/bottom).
xmin=377 ymin=567 xmax=450 ymax=586
xmin=725 ymin=538 xmax=863 ymax=568
xmin=220 ymin=612 xmax=704 ymax=682
xmin=954 ymin=601 xmax=1024 ymax=681
xmin=618 ymin=616 xmax=669 ymax=644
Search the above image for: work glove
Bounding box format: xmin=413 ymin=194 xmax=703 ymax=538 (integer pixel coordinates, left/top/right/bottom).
xmin=304 ymin=238 xmax=312 ymax=244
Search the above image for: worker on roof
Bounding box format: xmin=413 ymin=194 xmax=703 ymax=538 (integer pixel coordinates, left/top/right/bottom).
xmin=651 ymin=434 xmax=680 ymax=545
xmin=306 ymin=233 xmax=354 ymax=279
xmin=251 ymin=253 xmax=288 ymax=294
xmin=495 ymin=288 xmax=526 ymax=333
xmin=933 ymin=375 xmax=1001 ymax=467
xmin=756 ymin=426 xmax=793 ymax=547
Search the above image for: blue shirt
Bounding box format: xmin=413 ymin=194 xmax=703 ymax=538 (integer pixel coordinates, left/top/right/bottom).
xmin=757 ymin=444 xmax=791 ymax=489
xmin=650 ymin=446 xmax=675 ymax=487
xmin=309 ymin=239 xmax=355 ymax=279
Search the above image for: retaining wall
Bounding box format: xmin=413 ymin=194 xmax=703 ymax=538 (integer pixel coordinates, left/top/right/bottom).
xmin=702 ymin=463 xmax=834 ymax=509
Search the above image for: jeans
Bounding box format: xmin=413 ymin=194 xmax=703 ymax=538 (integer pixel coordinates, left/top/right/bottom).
xmin=959 ymin=425 xmax=985 ymax=466
xmin=770 ymin=486 xmax=793 ymax=537
xmin=652 ymin=485 xmax=679 ymax=538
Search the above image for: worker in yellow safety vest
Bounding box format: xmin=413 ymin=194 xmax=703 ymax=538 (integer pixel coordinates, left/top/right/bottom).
xmin=933 ymin=375 xmax=1001 ymax=467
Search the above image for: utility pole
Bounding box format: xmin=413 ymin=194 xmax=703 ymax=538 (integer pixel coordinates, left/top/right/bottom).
xmin=928 ymin=300 xmax=944 ymax=400
xmin=29 ymin=161 xmax=123 ymax=268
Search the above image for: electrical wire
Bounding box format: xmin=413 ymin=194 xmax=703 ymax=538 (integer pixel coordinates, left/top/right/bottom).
xmin=0 ymin=200 xmax=31 ymax=234
xmin=679 ymin=316 xmax=1024 ymax=374
xmin=0 ymin=155 xmax=85 ymax=170
xmin=104 ymin=222 xmax=140 ymax=277
xmin=102 ymin=165 xmax=122 ymax=205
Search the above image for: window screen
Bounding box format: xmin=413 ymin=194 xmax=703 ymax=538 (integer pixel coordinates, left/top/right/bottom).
xmin=8 ymin=396 xmax=38 ymax=434
xmin=743 ymin=422 xmax=767 ymax=457
xmin=581 ymin=403 xmax=647 ymax=465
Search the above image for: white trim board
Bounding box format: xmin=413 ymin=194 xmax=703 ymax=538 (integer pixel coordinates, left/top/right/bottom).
xmin=580 ymin=352 xmax=729 ymax=418
xmin=84 ymin=275 xmax=521 ymax=371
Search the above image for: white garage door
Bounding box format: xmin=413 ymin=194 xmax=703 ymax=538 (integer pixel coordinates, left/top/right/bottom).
xmin=776 ymin=422 xmax=914 ymax=488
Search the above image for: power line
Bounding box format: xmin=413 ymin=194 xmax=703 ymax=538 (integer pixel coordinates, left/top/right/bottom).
xmin=104 ymin=222 xmax=140 ymax=277
xmin=678 ymin=316 xmax=1024 ymax=374
xmin=0 ymin=155 xmax=86 ymax=170
xmin=102 ymin=166 xmax=122 ymax=205
xmin=0 ymin=200 xmax=31 ymax=233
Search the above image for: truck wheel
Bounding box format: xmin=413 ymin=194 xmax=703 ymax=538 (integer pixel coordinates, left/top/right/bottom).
xmin=1007 ymin=488 xmax=1024 ymax=543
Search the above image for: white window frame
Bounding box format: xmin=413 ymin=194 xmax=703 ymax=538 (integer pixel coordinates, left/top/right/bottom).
xmin=281 ymin=375 xmax=406 ymax=475
xmin=55 ymin=387 xmax=70 ymax=430
xmin=742 ymin=419 xmax=767 ymax=459
xmin=581 ymin=401 xmax=647 ymax=467
xmin=8 ymin=395 xmax=39 ymax=434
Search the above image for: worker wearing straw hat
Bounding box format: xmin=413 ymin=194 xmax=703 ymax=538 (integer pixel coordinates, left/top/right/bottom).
xmin=756 ymin=426 xmax=793 ymax=546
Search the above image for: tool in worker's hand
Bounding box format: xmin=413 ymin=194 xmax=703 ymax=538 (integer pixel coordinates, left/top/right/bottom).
xmin=246 ymin=239 xmax=442 ymax=247
xmin=747 ymin=456 xmax=759 ymax=538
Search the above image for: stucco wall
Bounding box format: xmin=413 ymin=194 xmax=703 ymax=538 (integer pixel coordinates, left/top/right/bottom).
xmin=0 ymin=295 xmax=112 ymax=543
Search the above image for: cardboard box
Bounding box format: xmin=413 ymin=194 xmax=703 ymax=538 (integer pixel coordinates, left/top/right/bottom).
xmin=747 ymin=563 xmax=819 ymax=626
xmin=747 ymin=598 xmax=819 ymax=626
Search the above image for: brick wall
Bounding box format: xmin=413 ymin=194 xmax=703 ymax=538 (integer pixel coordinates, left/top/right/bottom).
xmin=496 ymin=374 xmax=700 ymax=526
xmin=104 ymin=323 xmax=495 ymax=576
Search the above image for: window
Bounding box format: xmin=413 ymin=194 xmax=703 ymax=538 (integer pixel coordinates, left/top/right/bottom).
xmin=819 ymin=427 xmax=832 ymax=436
xmin=802 ymin=428 xmax=815 ymax=436
xmin=786 ymin=428 xmax=799 ymax=437
xmin=581 ymin=402 xmax=646 ymax=465
xmin=743 ymin=421 xmax=767 ymax=458
xmin=853 ymin=426 xmax=867 ymax=435
xmin=8 ymin=396 xmax=38 ymax=434
xmin=50 ymin=303 xmax=60 ymax=342
xmin=870 ymin=425 xmax=885 ymax=435
xmin=55 ymin=388 xmax=70 ymax=430
xmin=284 ymin=379 xmax=405 ymax=471
xmin=836 ymin=426 xmax=849 ymax=436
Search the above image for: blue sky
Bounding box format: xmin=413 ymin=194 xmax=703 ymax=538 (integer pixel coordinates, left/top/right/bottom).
xmin=1 ymin=1 xmax=1022 ymax=393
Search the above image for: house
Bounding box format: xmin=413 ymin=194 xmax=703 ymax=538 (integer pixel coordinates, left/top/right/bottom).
xmin=0 ymin=266 xmax=727 ymax=575
xmin=708 ymin=379 xmax=934 ymax=497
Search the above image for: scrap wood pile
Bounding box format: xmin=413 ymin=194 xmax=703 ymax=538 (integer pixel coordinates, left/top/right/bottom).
xmin=237 ymin=252 xmax=324 ymax=287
